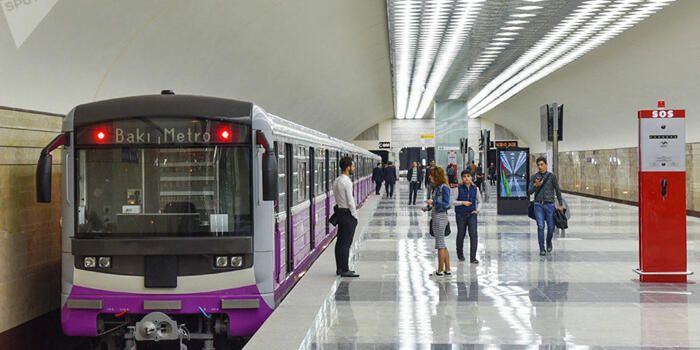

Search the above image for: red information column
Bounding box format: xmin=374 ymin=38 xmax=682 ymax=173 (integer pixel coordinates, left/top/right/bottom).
xmin=635 ymin=100 xmax=692 ymax=282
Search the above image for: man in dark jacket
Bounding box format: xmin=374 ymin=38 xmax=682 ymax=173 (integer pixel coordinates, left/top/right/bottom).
xmin=372 ymin=163 xmax=384 ymax=195
xmin=407 ymin=161 xmax=423 ymax=205
xmin=383 ymin=162 xmax=397 ymax=198
xmin=425 ymin=160 xmax=435 ymax=199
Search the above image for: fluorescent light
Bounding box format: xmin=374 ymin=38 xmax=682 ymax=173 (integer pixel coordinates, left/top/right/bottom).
xmin=501 ymin=26 xmax=524 ymax=30
xmin=516 ymin=6 xmax=543 ymax=11
xmin=511 ymin=13 xmax=537 ymax=18
xmin=506 ymin=20 xmax=530 ymax=24
xmin=496 ymin=32 xmax=520 ymax=36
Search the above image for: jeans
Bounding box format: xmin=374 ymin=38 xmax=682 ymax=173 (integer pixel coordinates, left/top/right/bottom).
xmin=409 ymin=181 xmax=419 ymax=204
xmin=385 ymin=182 xmax=395 ymax=198
xmin=533 ymin=202 xmax=555 ymax=251
xmin=456 ymin=213 xmax=478 ymax=260
xmin=374 ymin=180 xmax=383 ymax=195
xmin=426 ymin=183 xmax=434 ymax=199
xmin=335 ymin=214 xmax=358 ymax=273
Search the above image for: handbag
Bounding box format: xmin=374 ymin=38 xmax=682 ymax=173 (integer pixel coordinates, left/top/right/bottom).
xmin=554 ymin=208 xmax=568 ymax=229
xmin=528 ymin=173 xmax=551 ymax=220
xmin=428 ymin=220 xmax=451 ymax=237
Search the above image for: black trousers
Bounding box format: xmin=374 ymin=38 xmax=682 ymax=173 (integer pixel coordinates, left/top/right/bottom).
xmin=456 ymin=213 xmax=478 ymax=260
xmin=385 ymin=182 xmax=395 ymax=198
xmin=335 ymin=214 xmax=358 ymax=273
xmin=489 ymin=175 xmax=496 ymax=186
xmin=374 ymin=180 xmax=383 ymax=195
xmin=409 ymin=181 xmax=419 ymax=204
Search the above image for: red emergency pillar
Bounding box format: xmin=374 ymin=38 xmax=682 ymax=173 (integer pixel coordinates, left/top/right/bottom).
xmin=635 ymin=100 xmax=691 ymax=282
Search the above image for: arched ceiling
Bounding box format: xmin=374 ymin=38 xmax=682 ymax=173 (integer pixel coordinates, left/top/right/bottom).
xmin=0 ymin=0 xmax=393 ymax=140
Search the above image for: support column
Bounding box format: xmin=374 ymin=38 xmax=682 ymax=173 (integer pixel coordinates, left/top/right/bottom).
xmin=468 ymin=118 xmax=481 ymax=166
xmin=434 ymin=100 xmax=468 ymax=170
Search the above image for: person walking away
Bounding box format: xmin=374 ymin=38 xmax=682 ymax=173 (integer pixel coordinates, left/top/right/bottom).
xmin=372 ymin=162 xmax=384 ymax=195
xmin=488 ymin=162 xmax=497 ymax=186
xmin=470 ymin=161 xmax=477 ymax=175
xmin=446 ymin=163 xmax=456 ymax=185
xmin=425 ymin=160 xmax=435 ymax=199
xmin=383 ymin=161 xmax=397 ymax=199
xmin=332 ymin=156 xmax=360 ymax=277
xmin=453 ymin=171 xmax=482 ymax=263
xmin=425 ymin=167 xmax=452 ymax=276
xmin=407 ymin=161 xmax=423 ymax=205
xmin=474 ymin=170 xmax=484 ymax=192
xmin=527 ymin=157 xmax=565 ymax=256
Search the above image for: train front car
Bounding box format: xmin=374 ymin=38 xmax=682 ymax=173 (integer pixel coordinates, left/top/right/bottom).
xmin=36 ymin=94 xmax=278 ymax=349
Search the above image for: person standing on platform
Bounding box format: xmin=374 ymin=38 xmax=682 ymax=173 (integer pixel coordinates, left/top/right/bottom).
xmin=383 ymin=161 xmax=397 ymax=199
xmin=425 ymin=167 xmax=451 ymax=276
xmin=453 ymin=171 xmax=482 ymax=264
xmin=372 ymin=162 xmax=384 ymax=195
xmin=425 ymin=160 xmax=435 ymax=199
xmin=528 ymin=157 xmax=565 ymax=256
xmin=488 ymin=162 xmax=497 ymax=186
xmin=407 ymin=161 xmax=423 ymax=205
xmin=332 ymin=156 xmax=360 ymax=278
xmin=470 ymin=161 xmax=478 ymax=175
xmin=417 ymin=164 xmax=424 ymax=190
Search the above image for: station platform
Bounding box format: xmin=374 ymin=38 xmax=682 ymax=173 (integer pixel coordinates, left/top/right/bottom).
xmin=246 ymin=182 xmax=700 ymax=349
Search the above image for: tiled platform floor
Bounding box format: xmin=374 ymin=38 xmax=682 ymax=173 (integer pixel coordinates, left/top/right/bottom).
xmin=300 ymin=182 xmax=700 ymax=349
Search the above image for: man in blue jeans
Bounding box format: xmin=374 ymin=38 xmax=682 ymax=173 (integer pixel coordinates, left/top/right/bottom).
xmin=528 ymin=157 xmax=565 ymax=256
xmin=453 ymin=171 xmax=482 ymax=263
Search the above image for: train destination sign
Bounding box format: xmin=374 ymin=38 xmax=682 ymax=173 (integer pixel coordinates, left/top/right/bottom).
xmin=76 ymin=118 xmax=250 ymax=145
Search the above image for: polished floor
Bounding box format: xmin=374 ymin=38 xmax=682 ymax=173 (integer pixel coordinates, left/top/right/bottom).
xmin=300 ymin=182 xmax=700 ymax=349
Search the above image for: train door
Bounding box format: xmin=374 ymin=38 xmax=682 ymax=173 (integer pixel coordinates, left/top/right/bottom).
xmin=325 ymin=149 xmax=330 ymax=236
xmin=285 ymin=143 xmax=294 ymax=273
xmin=309 ymin=147 xmax=315 ymax=249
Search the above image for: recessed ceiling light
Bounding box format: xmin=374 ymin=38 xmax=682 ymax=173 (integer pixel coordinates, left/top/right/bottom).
xmin=493 ymin=37 xmax=515 ymax=41
xmin=501 ymin=26 xmax=524 ymax=30
xmin=511 ymin=13 xmax=537 ymax=18
xmin=506 ymin=20 xmax=530 ymax=24
xmin=489 ymin=42 xmax=511 ymax=46
xmin=497 ymin=32 xmax=520 ymax=36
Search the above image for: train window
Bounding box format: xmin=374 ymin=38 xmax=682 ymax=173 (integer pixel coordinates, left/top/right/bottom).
xmin=316 ymin=149 xmax=324 ymax=195
xmin=76 ymin=145 xmax=252 ymax=238
xmin=295 ymin=145 xmax=308 ymax=205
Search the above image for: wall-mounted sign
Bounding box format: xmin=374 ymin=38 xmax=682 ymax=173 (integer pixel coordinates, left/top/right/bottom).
xmin=420 ymin=134 xmax=434 ymax=139
xmin=495 ymin=140 xmax=519 ymax=148
xmin=378 ymin=141 xmax=391 ymax=149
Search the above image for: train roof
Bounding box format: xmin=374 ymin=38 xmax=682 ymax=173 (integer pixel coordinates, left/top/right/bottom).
xmin=264 ymin=112 xmax=378 ymax=158
xmin=71 ymin=94 xmax=253 ymax=128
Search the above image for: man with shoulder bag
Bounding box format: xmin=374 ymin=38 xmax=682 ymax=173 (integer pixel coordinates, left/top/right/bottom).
xmin=527 ymin=157 xmax=565 ymax=256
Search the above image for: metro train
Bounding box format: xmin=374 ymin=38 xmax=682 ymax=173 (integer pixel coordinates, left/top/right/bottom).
xmin=36 ymin=92 xmax=379 ymax=349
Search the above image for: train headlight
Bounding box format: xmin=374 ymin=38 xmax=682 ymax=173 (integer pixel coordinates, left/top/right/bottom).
xmin=98 ymin=257 xmax=111 ymax=268
xmin=230 ymin=256 xmax=243 ymax=268
xmin=83 ymin=257 xmax=97 ymax=268
xmin=215 ymin=256 xmax=229 ymax=268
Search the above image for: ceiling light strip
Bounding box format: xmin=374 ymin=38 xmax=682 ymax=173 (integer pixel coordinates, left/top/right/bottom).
xmin=469 ymin=0 xmax=676 ymax=118
xmin=411 ymin=0 xmax=485 ymax=119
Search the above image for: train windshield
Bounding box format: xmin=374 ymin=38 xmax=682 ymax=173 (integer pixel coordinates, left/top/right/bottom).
xmin=75 ymin=118 xmax=252 ymax=238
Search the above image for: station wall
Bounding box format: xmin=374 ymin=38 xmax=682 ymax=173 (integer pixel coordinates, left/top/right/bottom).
xmin=0 ymin=108 xmax=62 ymax=335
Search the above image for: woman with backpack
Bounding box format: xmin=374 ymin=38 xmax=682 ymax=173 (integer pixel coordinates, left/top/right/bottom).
xmin=425 ymin=167 xmax=452 ymax=276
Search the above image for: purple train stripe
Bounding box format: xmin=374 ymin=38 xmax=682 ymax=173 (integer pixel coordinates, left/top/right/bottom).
xmin=64 ymin=284 xmax=272 ymax=337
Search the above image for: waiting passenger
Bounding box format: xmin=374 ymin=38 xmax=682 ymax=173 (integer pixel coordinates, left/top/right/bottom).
xmin=453 ymin=171 xmax=481 ymax=264
xmin=332 ymin=156 xmax=360 ymax=277
xmin=407 ymin=161 xmax=423 ymax=205
xmin=383 ymin=161 xmax=397 ymax=199
xmin=425 ymin=167 xmax=451 ymax=276
xmin=372 ymin=162 xmax=384 ymax=195
xmin=528 ymin=157 xmax=565 ymax=256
